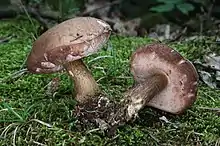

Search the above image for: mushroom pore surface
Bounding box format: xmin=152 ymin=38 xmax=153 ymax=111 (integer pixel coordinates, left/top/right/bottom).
xmin=130 ymin=44 xmax=199 ymax=114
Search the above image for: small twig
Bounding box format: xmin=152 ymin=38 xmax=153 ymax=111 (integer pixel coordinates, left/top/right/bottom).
xmin=198 ymin=107 xmax=220 ymax=111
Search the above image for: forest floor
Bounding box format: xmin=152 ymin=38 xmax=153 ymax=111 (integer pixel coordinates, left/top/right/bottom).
xmin=0 ymin=17 xmax=219 ymax=146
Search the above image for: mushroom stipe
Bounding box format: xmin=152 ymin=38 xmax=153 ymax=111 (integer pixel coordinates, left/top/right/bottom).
xmin=64 ymin=59 xmax=100 ymax=102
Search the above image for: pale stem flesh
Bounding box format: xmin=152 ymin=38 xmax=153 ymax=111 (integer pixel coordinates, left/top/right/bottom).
xmin=123 ymin=72 xmax=168 ymax=121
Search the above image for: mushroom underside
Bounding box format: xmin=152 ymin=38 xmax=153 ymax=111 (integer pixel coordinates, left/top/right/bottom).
xmin=131 ymin=45 xmax=198 ymax=114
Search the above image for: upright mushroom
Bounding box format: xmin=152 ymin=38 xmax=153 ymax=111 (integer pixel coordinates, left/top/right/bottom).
xmin=124 ymin=43 xmax=199 ymax=120
xmin=27 ymin=17 xmax=111 ymax=103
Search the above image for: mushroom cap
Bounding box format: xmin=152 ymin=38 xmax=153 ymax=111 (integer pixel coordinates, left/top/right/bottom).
xmin=27 ymin=17 xmax=111 ymax=74
xmin=130 ymin=44 xmax=199 ymax=114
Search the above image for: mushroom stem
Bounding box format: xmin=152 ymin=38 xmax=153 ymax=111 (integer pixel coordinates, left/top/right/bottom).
xmin=124 ymin=72 xmax=168 ymax=120
xmin=73 ymin=72 xmax=169 ymax=136
xmin=64 ymin=59 xmax=100 ymax=103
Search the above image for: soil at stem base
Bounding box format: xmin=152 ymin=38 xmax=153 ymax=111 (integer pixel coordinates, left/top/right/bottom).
xmin=74 ymin=94 xmax=126 ymax=137
xmin=74 ymin=94 xmax=153 ymax=137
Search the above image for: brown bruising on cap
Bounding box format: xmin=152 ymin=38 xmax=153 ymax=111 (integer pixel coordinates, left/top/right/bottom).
xmin=130 ymin=44 xmax=199 ymax=114
xmin=27 ymin=17 xmax=111 ymax=74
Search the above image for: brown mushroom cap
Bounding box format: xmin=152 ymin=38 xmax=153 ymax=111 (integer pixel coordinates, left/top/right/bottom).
xmin=130 ymin=44 xmax=199 ymax=114
xmin=27 ymin=17 xmax=111 ymax=74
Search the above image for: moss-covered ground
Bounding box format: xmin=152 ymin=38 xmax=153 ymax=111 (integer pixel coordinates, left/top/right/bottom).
xmin=0 ymin=17 xmax=219 ymax=146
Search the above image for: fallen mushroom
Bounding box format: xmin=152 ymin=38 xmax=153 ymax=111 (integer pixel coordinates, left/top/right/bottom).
xmin=126 ymin=43 xmax=199 ymax=116
xmin=27 ymin=17 xmax=111 ymax=103
xmin=75 ymin=43 xmax=199 ymax=136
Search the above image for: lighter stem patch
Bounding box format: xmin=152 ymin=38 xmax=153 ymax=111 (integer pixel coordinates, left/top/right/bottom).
xmin=36 ymin=68 xmax=41 ymax=72
xmin=68 ymin=70 xmax=74 ymax=76
xmin=41 ymin=62 xmax=56 ymax=68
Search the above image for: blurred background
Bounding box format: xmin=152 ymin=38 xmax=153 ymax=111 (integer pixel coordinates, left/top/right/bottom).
xmin=1 ymin=0 xmax=220 ymax=41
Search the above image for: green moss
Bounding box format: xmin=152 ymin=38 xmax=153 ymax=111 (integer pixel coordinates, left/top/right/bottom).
xmin=0 ymin=18 xmax=219 ymax=146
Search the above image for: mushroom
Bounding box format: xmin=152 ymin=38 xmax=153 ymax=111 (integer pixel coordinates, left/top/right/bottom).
xmin=26 ymin=17 xmax=111 ymax=103
xmin=73 ymin=43 xmax=199 ymax=135
xmin=124 ymin=43 xmax=199 ymax=120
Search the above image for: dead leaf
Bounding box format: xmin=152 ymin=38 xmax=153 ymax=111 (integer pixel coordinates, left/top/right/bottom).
xmin=113 ymin=18 xmax=141 ymax=36
xmin=199 ymin=70 xmax=217 ymax=88
xmin=204 ymin=53 xmax=220 ymax=70
xmin=194 ymin=53 xmax=220 ymax=88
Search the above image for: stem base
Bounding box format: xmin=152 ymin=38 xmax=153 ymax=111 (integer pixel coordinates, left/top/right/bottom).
xmin=74 ymin=72 xmax=168 ymax=136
